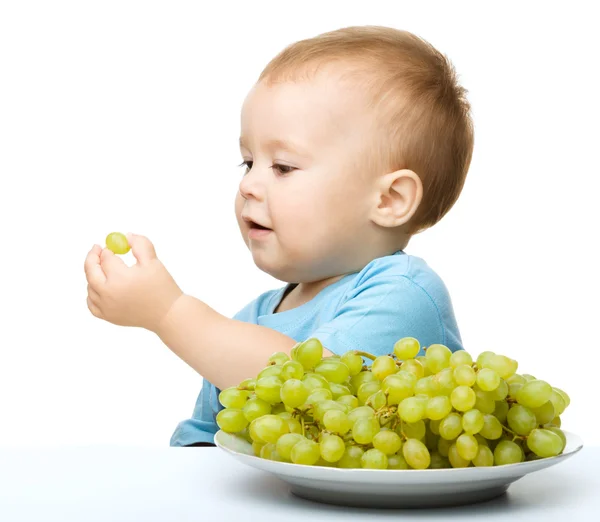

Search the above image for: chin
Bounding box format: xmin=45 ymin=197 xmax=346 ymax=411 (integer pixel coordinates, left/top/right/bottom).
xmin=249 ymin=250 xmax=292 ymax=283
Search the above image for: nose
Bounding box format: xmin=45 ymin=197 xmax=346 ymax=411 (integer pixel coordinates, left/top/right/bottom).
xmin=238 ymin=164 xmax=266 ymax=201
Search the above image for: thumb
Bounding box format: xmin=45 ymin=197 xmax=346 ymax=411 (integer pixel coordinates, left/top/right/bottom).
xmin=127 ymin=233 xmax=157 ymax=264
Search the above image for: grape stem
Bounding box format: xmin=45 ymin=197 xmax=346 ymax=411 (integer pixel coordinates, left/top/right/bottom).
xmin=501 ymin=425 xmax=526 ymax=440
xmin=353 ymin=350 xmax=376 ymax=361
xmin=301 ymin=417 xmax=305 ymax=437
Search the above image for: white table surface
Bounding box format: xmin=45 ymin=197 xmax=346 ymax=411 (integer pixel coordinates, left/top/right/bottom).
xmin=0 ymin=445 xmax=597 ymax=521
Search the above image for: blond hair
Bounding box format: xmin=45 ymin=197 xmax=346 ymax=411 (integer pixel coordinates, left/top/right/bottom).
xmin=258 ymin=26 xmax=474 ymax=235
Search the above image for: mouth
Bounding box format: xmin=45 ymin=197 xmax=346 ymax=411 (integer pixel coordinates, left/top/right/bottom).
xmin=243 ymin=216 xmax=272 ymax=231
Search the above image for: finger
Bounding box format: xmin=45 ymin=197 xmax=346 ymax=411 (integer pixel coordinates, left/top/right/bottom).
xmin=100 ymin=247 xmax=127 ymax=276
xmin=87 ymin=296 xmax=103 ymax=319
xmin=127 ymin=233 xmax=157 ymax=265
xmin=84 ymin=245 xmax=106 ymax=289
xmin=87 ymin=284 xmax=101 ymax=304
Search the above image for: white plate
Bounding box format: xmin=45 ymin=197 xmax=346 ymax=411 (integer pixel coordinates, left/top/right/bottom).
xmin=215 ymin=430 xmax=583 ymax=508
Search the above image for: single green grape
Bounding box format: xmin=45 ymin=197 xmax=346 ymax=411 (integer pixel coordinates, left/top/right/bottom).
xmin=426 ymin=395 xmax=452 ymax=421
xmin=381 ymin=374 xmax=414 ymax=405
xmin=302 ymin=372 xmax=330 ymax=392
xmin=337 ymin=394 xmax=359 ymax=409
xmin=454 ymin=364 xmax=476 ymax=387
xmin=361 ymin=448 xmax=388 ymax=469
xmin=494 ymin=440 xmax=522 ymax=465
xmin=546 ymin=427 xmax=567 ymax=452
xmin=237 ymin=378 xmax=256 ymax=391
xmin=448 ymin=444 xmax=470 ymax=468
xmin=516 ymin=380 xmax=552 ymax=409
xmin=329 ymin=383 xmax=351 ymax=400
xmin=456 ymin=433 xmax=478 ymax=460
xmin=553 ymin=387 xmax=570 ymax=408
xmin=387 ymin=453 xmax=410 ymax=469
xmin=492 ymin=400 xmax=509 ymax=424
xmin=315 ymin=359 xmax=350 ymax=384
xmin=527 ymin=428 xmax=564 ymax=458
xmin=281 ymin=361 xmax=304 ymax=381
xmin=476 ymin=368 xmax=501 ymax=392
xmin=366 ymin=390 xmax=387 ymax=410
xmin=338 ymin=445 xmax=364 ymax=468
xmin=105 ymin=232 xmax=130 ymax=255
xmin=216 ymin=408 xmax=248 ymax=433
xmin=257 ymin=365 xmax=283 ymax=380
xmin=400 ymin=359 xmax=425 ymax=379
xmin=394 ymin=336 xmax=421 ymax=359
xmin=548 ymin=389 xmax=567 ymax=416
xmin=403 ymin=420 xmax=426 ymax=440
xmin=250 ymin=414 xmax=288 ymax=444
xmin=304 ymin=388 xmax=333 ymax=407
xmin=479 ymin=414 xmax=503 ymax=440
xmin=476 ymin=351 xmax=496 ymax=368
xmin=372 ymin=355 xmax=398 ymax=381
xmin=484 ymin=354 xmax=518 ymax=379
xmin=507 ymin=404 xmax=538 ymax=436
xmin=531 ymin=401 xmax=555 ymax=425
xmin=434 ymin=367 xmax=457 ymax=396
xmin=291 ymin=439 xmax=321 ymax=465
xmin=373 ymin=430 xmax=402 ymax=455
xmin=490 ymin=379 xmax=509 ymax=401
xmin=437 ymin=437 xmax=453 ymax=457
xmin=462 ymin=408 xmax=484 ymax=435
xmin=474 ymin=389 xmax=496 ymax=414
xmin=282 ymin=415 xmax=302 ymax=434
xmin=280 ymin=379 xmax=309 ymax=408
xmin=425 ymin=344 xmax=452 ymax=373
xmin=218 ymin=387 xmax=249 ymax=409
xmin=357 ymin=381 xmax=381 ymax=405
xmin=341 ymin=352 xmax=364 ymax=376
xmin=450 ymin=385 xmax=477 ymax=412
xmin=352 ymin=417 xmax=380 ymax=444
xmin=449 ymin=350 xmax=473 ymax=368
xmin=255 ymin=376 xmax=284 ymax=405
xmin=268 ymin=351 xmax=290 ymax=365
xmin=507 ymin=374 xmax=526 ymax=386
xmin=472 ymin=445 xmax=494 ymax=467
xmin=429 ymin=419 xmax=441 ymax=435
xmin=403 ymin=438 xmax=431 ymax=469
xmin=347 ymin=405 xmax=375 ymax=426
xmin=320 ymin=434 xmax=346 ymax=462
xmin=260 ymin=443 xmax=284 ymax=461
xmin=323 ymin=410 xmax=351 ymax=435
xmin=439 ymin=412 xmax=463 ymax=440
xmin=414 ymin=376 xmax=440 ymax=397
xmin=294 ymin=338 xmax=323 ymax=370
xmin=252 ymin=441 xmax=264 ymax=456
xmin=398 ymin=396 xmax=426 ymax=423
xmin=242 ymin=397 xmax=271 ymax=422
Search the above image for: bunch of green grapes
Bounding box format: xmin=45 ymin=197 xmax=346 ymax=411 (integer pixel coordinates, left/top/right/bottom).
xmin=216 ymin=337 xmax=570 ymax=469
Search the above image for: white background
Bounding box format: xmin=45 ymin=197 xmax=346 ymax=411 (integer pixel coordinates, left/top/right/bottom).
xmin=0 ymin=1 xmax=598 ymax=448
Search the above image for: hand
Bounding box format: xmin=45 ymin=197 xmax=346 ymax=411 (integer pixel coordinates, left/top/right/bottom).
xmin=84 ymin=233 xmax=183 ymax=332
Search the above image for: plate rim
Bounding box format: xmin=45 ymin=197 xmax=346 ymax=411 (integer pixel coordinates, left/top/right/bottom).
xmin=215 ymin=429 xmax=584 ymax=477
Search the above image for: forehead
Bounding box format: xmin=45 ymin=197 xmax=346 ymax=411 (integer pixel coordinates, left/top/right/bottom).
xmin=240 ymin=74 xmax=366 ymax=151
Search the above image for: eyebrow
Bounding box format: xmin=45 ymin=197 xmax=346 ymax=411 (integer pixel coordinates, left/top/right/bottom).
xmin=239 ymin=137 xmax=312 ymax=158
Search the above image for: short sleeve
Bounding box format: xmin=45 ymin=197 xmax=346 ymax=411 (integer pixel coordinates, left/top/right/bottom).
xmin=309 ymin=275 xmax=450 ymax=358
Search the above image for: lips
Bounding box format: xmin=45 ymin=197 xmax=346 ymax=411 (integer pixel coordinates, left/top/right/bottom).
xmin=242 ymin=215 xmax=272 ymax=230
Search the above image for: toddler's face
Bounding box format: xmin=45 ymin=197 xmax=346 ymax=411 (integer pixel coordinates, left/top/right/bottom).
xmin=235 ymin=74 xmax=378 ymax=283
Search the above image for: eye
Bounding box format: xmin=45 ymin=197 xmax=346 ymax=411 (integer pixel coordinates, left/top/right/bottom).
xmin=271 ymin=164 xmax=296 ymax=175
xmin=238 ymin=160 xmax=253 ymax=174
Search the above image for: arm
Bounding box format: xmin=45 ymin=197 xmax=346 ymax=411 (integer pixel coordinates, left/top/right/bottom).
xmin=156 ymin=295 xmax=333 ymax=390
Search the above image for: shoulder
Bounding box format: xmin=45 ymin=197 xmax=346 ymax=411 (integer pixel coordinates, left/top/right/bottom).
xmin=348 ymin=251 xmax=452 ymax=305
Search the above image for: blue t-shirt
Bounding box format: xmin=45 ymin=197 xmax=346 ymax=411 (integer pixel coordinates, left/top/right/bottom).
xmin=170 ymin=250 xmax=463 ymax=446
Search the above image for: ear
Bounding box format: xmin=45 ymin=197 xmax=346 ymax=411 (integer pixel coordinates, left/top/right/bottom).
xmin=369 ymin=169 xmax=423 ymax=228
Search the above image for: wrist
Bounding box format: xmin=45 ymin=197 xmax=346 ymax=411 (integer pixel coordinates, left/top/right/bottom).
xmin=153 ymin=292 xmax=188 ymax=337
